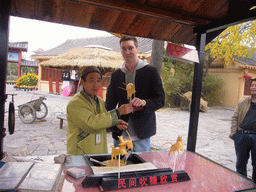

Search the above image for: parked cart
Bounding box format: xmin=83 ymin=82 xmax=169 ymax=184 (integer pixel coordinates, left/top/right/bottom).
xmin=18 ymin=96 xmax=48 ymax=124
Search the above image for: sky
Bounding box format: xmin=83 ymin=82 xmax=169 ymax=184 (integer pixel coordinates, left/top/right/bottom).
xmin=8 ymin=16 xmax=111 ymax=59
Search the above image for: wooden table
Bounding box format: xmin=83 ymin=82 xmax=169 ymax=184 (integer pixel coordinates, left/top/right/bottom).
xmin=61 ymin=151 xmax=256 ymax=192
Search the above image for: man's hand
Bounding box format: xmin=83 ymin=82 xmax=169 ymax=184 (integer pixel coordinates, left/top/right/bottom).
xmin=116 ymin=120 xmax=128 ymax=130
xmin=130 ymin=97 xmax=146 ymax=107
xmin=117 ymin=103 xmax=133 ymax=116
xmin=130 ymin=97 xmax=146 ymax=111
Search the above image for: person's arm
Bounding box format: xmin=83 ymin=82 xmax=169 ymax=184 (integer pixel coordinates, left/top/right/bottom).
xmin=116 ymin=119 xmax=128 ymax=130
xmin=230 ymin=104 xmax=240 ymax=140
xmin=146 ymin=67 xmax=165 ymax=111
xmin=133 ymin=66 xmax=165 ymax=112
xmin=105 ymin=72 xmax=119 ymax=111
xmin=117 ymin=103 xmax=133 ymax=115
xmin=67 ymin=99 xmax=118 ymax=133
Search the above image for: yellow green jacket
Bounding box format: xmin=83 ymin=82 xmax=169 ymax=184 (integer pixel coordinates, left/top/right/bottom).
xmin=67 ymin=89 xmax=118 ymax=155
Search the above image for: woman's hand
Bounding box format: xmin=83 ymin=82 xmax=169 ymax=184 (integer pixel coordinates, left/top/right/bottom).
xmin=117 ymin=103 xmax=133 ymax=115
xmin=116 ymin=120 xmax=128 ymax=130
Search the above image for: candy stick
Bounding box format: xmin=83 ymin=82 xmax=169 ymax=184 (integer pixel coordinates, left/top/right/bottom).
xmin=173 ymin=151 xmax=177 ymax=173
xmin=126 ymin=130 xmax=131 ymax=140
xmin=118 ymin=154 xmax=121 ymax=179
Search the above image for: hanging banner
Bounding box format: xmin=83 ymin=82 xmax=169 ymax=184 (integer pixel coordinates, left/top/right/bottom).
xmin=165 ymin=43 xmax=199 ymax=64
xmin=8 ymin=52 xmax=19 ymax=62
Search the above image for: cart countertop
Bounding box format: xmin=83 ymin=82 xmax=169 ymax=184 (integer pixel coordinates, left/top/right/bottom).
xmin=60 ymin=151 xmax=256 ymax=192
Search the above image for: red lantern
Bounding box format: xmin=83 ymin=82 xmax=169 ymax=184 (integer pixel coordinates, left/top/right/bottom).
xmin=244 ymin=73 xmax=253 ymax=79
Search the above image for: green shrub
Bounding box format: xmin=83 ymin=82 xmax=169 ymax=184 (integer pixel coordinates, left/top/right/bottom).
xmin=162 ymin=58 xmax=223 ymax=107
xmin=6 ymin=75 xmax=18 ymax=81
xmin=15 ymin=73 xmax=38 ymax=86
xmin=201 ymin=74 xmax=223 ymax=106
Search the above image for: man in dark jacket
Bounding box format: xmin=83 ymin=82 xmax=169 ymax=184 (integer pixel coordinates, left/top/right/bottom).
xmin=231 ymin=78 xmax=256 ymax=183
xmin=106 ymin=35 xmax=165 ymax=152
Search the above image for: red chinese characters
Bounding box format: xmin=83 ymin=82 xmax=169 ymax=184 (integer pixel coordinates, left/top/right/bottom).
xmin=169 ymin=43 xmax=191 ymax=57
xmin=117 ymin=173 xmax=179 ymax=189
xmin=160 ymin=175 xmax=168 ymax=184
xmin=129 ymin=178 xmax=136 ymax=188
xmin=171 ymin=174 xmax=178 ymax=182
xmin=139 ymin=177 xmax=147 ymax=186
xmin=118 ymin=179 xmax=126 ymax=189
xmin=149 ymin=176 xmax=157 ymax=185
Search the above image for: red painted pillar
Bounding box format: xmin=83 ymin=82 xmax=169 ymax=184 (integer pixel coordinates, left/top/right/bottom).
xmin=18 ymin=50 xmax=22 ymax=77
xmin=98 ymin=87 xmax=102 ymax=98
xmin=56 ymin=78 xmax=59 ymax=94
xmin=74 ymin=81 xmax=78 ymax=93
xmin=49 ymin=78 xmax=53 ymax=93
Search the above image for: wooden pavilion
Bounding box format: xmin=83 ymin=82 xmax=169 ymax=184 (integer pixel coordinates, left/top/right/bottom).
xmin=0 ymin=0 xmax=256 ymax=161
xmin=38 ymin=46 xmax=124 ymax=96
xmin=8 ymin=42 xmax=38 ymax=77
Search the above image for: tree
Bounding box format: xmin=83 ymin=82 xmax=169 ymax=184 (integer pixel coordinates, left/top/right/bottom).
xmin=149 ymin=39 xmax=165 ymax=75
xmin=22 ymin=67 xmax=35 ymax=75
xmin=205 ymin=20 xmax=256 ymax=74
xmin=7 ymin=62 xmax=18 ymax=76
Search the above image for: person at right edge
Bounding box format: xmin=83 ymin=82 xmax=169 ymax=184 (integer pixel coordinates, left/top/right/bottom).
xmin=230 ymin=78 xmax=256 ymax=183
xmin=105 ymin=35 xmax=165 ymax=152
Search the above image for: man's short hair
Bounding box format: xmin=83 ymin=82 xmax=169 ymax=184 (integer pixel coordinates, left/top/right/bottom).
xmin=80 ymin=66 xmax=102 ymax=81
xmin=252 ymin=78 xmax=256 ymax=82
xmin=120 ymin=35 xmax=138 ymax=48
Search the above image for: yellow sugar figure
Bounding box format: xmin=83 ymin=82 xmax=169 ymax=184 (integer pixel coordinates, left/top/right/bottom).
xmin=110 ymin=136 xmax=133 ymax=160
xmin=126 ymin=83 xmax=136 ymax=100
xmin=162 ymin=136 xmax=184 ymax=156
xmin=110 ymin=146 xmax=128 ymax=160
xmin=118 ymin=136 xmax=133 ymax=151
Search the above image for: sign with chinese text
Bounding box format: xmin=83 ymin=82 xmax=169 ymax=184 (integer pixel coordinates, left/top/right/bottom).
xmin=102 ymin=170 xmax=190 ymax=191
xmin=8 ymin=52 xmax=19 ymax=62
xmin=165 ymin=43 xmax=199 ymax=64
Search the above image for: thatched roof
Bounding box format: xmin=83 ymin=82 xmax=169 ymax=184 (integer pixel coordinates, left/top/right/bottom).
xmin=40 ymin=47 xmax=124 ymax=71
xmin=32 ymin=35 xmax=153 ymax=57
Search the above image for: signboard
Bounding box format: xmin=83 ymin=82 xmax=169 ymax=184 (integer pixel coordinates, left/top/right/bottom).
xmin=165 ymin=43 xmax=199 ymax=64
xmin=101 ymin=170 xmax=190 ymax=190
xmin=8 ymin=52 xmax=19 ymax=62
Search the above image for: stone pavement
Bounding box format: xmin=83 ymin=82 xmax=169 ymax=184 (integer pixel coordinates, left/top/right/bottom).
xmin=3 ymin=84 xmax=253 ymax=179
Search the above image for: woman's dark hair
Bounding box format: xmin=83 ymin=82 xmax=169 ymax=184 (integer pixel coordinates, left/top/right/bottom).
xmin=80 ymin=66 xmax=102 ymax=81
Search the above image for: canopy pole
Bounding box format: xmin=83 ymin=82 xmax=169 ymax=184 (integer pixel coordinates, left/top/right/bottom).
xmin=0 ymin=0 xmax=11 ymax=160
xmin=187 ymin=32 xmax=206 ymax=152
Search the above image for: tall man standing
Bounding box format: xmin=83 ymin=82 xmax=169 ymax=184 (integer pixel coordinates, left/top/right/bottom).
xmin=230 ymin=78 xmax=256 ymax=183
xmin=106 ymin=35 xmax=165 ymax=152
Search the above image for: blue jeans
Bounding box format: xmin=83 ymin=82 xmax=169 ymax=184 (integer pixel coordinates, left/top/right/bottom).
xmin=114 ymin=137 xmax=150 ymax=152
xmin=233 ymin=131 xmax=256 ymax=181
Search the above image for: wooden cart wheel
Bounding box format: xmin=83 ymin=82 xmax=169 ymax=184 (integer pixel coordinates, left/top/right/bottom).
xmin=18 ymin=103 xmax=36 ymax=124
xmin=35 ymin=102 xmax=48 ymax=119
xmin=8 ymin=101 xmax=15 ymax=134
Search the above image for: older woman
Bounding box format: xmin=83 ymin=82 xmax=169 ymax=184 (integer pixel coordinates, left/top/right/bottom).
xmin=67 ymin=66 xmax=132 ymax=155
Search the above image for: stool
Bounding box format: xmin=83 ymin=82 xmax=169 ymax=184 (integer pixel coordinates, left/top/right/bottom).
xmin=57 ymin=115 xmax=67 ymax=129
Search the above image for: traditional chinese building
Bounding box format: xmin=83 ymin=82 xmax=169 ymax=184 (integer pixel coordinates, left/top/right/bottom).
xmin=31 ymin=35 xmax=153 ymax=97
xmin=209 ymin=53 xmax=256 ymax=108
xmin=8 ymin=42 xmax=38 ymax=77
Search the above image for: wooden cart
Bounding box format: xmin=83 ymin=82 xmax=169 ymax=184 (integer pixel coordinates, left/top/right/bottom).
xmin=18 ymin=96 xmax=48 ymax=124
